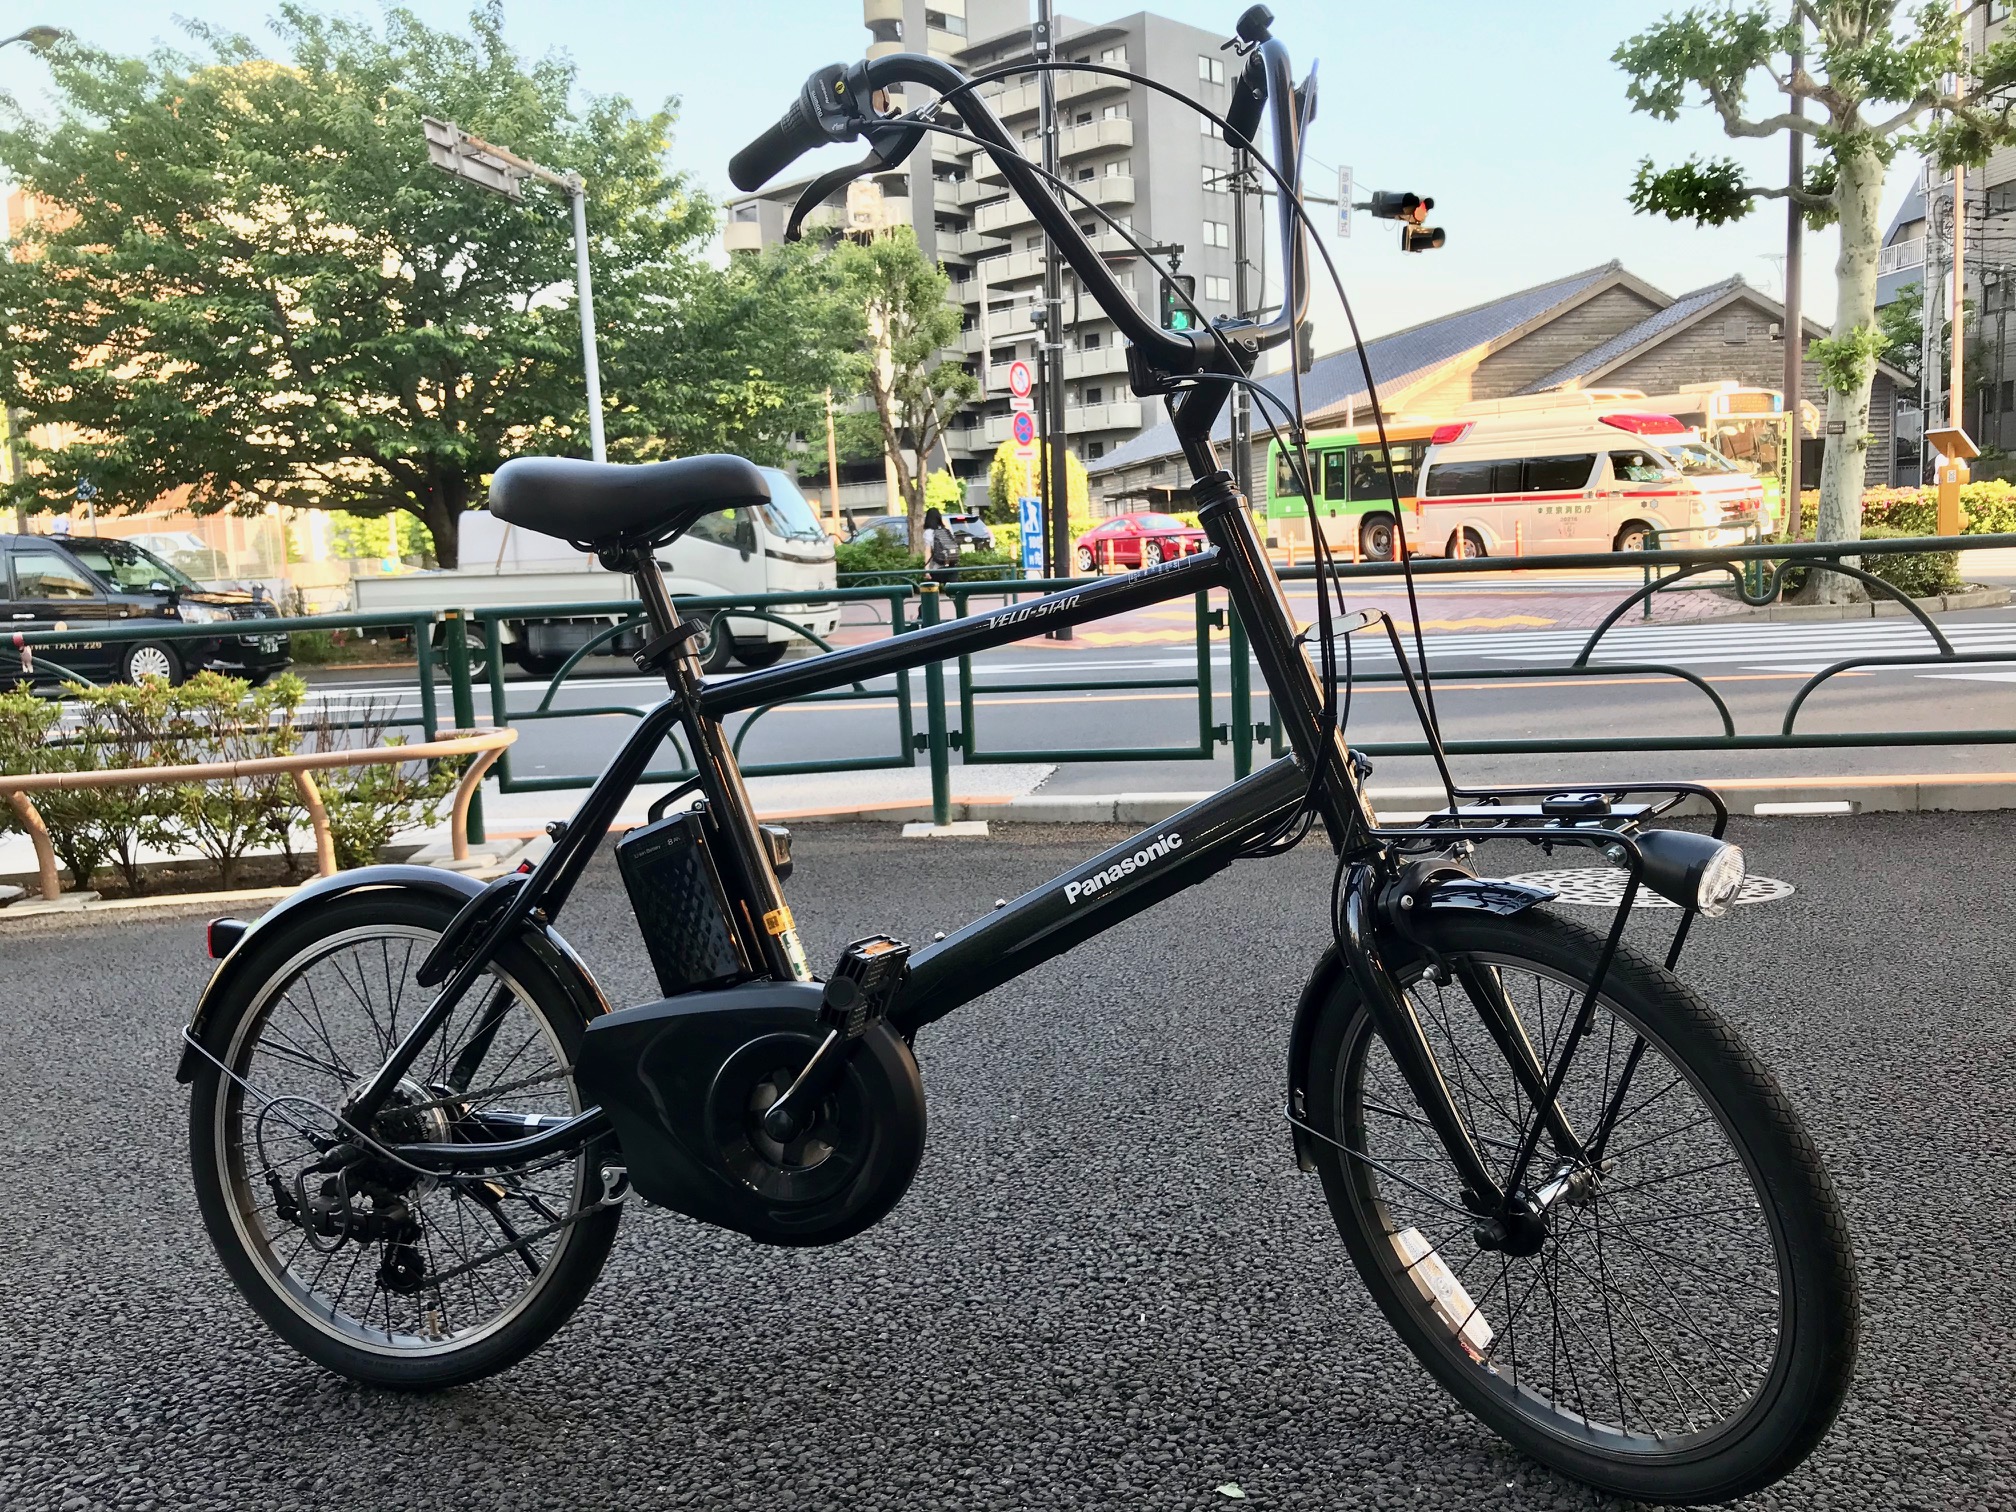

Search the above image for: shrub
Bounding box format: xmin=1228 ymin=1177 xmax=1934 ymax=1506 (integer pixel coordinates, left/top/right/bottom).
xmin=300 ymin=697 xmax=461 ymax=870
xmin=163 ymin=672 xmax=306 ymax=890
xmin=1858 ymin=524 xmax=1964 ymax=599
xmin=37 ymin=679 xmax=182 ymax=892
xmin=0 ymin=687 xmax=57 ymax=841
xmin=835 ymin=534 xmax=925 ymax=579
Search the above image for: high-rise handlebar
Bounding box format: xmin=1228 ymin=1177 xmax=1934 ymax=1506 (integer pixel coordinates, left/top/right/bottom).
xmin=729 ymin=28 xmax=1311 ymax=401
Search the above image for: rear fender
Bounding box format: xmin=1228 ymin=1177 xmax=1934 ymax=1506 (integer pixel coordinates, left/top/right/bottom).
xmin=1281 ymin=872 xmax=1557 ymax=1171
xmin=175 ymin=865 xmax=609 ymax=1083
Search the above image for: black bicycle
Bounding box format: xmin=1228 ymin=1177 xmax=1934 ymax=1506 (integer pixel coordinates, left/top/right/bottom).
xmin=179 ymin=14 xmax=1857 ymax=1505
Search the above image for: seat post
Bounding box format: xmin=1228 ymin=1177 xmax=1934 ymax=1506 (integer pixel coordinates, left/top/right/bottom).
xmin=624 ymin=546 xmax=687 ymax=643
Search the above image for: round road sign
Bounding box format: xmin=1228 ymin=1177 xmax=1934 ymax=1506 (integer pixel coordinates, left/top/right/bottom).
xmin=1012 ymin=412 xmax=1036 ymax=446
xmin=1007 ymin=360 xmax=1033 ymax=400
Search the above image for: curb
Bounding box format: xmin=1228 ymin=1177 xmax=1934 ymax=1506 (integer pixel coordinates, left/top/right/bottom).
xmin=776 ymin=773 xmax=2016 ymax=826
xmin=1681 ymin=584 xmax=2009 ymax=626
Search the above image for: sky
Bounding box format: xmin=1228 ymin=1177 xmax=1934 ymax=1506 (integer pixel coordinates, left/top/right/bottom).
xmin=0 ymin=0 xmax=1923 ymax=353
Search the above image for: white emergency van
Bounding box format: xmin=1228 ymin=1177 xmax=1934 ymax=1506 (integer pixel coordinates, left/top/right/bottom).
xmin=1413 ymin=393 xmax=1766 ymax=558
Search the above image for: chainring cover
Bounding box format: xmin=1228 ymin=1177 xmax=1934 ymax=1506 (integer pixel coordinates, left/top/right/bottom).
xmin=575 ymin=981 xmax=925 ymax=1246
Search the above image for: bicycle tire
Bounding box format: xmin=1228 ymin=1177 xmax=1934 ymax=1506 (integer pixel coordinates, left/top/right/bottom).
xmin=1304 ymin=908 xmax=1858 ymax=1503
xmin=188 ymin=891 xmax=621 ymax=1389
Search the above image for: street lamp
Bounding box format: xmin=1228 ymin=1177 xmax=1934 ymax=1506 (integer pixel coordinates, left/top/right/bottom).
xmin=1 ymin=27 xmax=65 ymax=52
xmin=421 ymin=117 xmax=605 ymax=462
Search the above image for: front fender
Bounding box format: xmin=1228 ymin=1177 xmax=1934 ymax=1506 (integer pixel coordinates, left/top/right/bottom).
xmin=1281 ymin=873 xmax=1557 ymax=1171
xmin=175 ymin=865 xmax=609 ymax=1083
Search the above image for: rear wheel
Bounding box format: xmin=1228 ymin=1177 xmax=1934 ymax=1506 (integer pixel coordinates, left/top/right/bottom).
xmin=1075 ymin=545 xmax=1097 ymax=574
xmin=734 ymin=639 xmax=788 ymax=670
xmin=1359 ymin=513 xmax=1398 ymax=562
xmin=121 ymin=640 xmax=184 ymax=685
xmin=698 ymin=612 xmax=738 ymax=674
xmin=188 ymin=891 xmax=620 ymax=1389
xmin=1303 ymin=909 xmax=1857 ymax=1503
xmin=1142 ymin=539 xmax=1166 ymax=566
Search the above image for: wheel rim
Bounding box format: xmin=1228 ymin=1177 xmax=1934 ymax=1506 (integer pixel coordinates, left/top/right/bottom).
xmin=1143 ymin=542 xmax=1163 ymax=564
xmin=1365 ymin=522 xmax=1394 ymax=560
xmin=1077 ymin=548 xmax=1095 ymax=572
xmin=1331 ymin=951 xmax=1793 ymax=1457
xmin=214 ymin=925 xmax=592 ymax=1359
xmin=127 ymin=645 xmax=173 ymax=682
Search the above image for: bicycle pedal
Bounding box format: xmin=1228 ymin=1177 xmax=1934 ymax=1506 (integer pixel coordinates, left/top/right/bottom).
xmin=821 ymin=936 xmax=911 ymax=1037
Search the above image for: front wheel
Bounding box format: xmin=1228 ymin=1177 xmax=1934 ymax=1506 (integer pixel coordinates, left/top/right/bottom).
xmin=734 ymin=639 xmax=788 ymax=669
xmin=1614 ymin=520 xmax=1656 ymax=553
xmin=187 ymin=890 xmax=621 ymax=1388
xmin=1303 ymin=908 xmax=1857 ymax=1504
xmin=1359 ymin=513 xmax=1397 ymax=562
xmin=122 ymin=640 xmax=184 ymax=685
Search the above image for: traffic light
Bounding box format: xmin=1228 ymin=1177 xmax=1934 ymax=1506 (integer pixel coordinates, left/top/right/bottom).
xmin=1159 ymin=273 xmax=1198 ymax=331
xmin=1367 ymin=191 xmax=1433 ymax=224
xmin=1363 ymin=189 xmax=1444 ymax=253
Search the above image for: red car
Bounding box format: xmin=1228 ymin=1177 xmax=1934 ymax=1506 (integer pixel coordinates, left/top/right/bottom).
xmin=1074 ymin=512 xmax=1209 ymax=573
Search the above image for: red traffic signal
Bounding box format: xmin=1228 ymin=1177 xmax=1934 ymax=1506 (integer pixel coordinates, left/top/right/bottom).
xmin=1367 ymin=190 xmax=1434 ymax=225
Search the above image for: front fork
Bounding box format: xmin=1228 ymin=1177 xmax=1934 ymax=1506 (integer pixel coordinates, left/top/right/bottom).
xmin=1336 ymin=862 xmax=1590 ymax=1222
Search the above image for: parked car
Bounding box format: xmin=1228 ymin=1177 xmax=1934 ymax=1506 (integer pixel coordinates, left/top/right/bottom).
xmin=1 ymin=533 xmax=290 ymax=686
xmin=851 ymin=512 xmax=996 ymax=551
xmin=1073 ymin=512 xmax=1209 ymax=573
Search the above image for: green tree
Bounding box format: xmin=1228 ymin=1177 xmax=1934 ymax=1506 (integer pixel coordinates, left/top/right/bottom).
xmin=1615 ymin=2 xmax=2016 ymax=599
xmin=833 ymin=230 xmax=979 ymax=544
xmin=985 ymin=436 xmax=1088 ymax=519
xmin=1877 ymin=280 xmax=1924 ymax=384
xmin=0 ymin=6 xmax=856 ymax=565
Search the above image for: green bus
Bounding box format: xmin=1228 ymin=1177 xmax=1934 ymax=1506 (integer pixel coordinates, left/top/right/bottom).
xmin=1262 ymin=421 xmax=1436 ymax=560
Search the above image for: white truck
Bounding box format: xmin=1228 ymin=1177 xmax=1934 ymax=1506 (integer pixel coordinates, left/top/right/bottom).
xmin=351 ymin=466 xmax=841 ymax=674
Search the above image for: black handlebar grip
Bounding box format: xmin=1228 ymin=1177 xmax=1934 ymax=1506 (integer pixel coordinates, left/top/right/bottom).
xmin=1224 ymin=55 xmax=1265 ymax=149
xmin=729 ymin=96 xmax=822 ymax=192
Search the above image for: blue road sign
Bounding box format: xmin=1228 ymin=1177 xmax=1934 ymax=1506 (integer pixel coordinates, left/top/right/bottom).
xmin=1012 ymin=411 xmax=1036 ymax=447
xmin=1017 ymin=495 xmax=1045 ymax=576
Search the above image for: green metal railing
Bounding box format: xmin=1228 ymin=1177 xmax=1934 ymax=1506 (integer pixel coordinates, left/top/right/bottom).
xmin=13 ymin=529 xmax=2016 ymax=839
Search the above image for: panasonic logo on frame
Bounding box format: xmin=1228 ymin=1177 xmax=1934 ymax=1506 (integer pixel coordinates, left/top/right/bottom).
xmin=1064 ymin=831 xmax=1183 ymax=904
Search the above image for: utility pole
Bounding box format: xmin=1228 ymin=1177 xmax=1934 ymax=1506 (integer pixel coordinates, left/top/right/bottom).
xmin=1230 ymin=147 xmax=1254 ymax=507
xmin=1941 ymin=0 xmax=1972 ymax=532
xmin=824 ymin=388 xmax=842 ymax=536
xmin=1783 ymin=37 xmax=1804 ymax=538
xmin=1035 ymin=0 xmax=1071 ymax=626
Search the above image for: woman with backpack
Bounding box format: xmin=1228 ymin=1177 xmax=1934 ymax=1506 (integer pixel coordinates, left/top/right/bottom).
xmin=922 ymin=507 xmax=960 ymax=584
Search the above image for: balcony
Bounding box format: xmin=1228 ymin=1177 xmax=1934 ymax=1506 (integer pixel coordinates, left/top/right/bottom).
xmin=1063 ymin=344 xmax=1130 ymax=381
xmin=981 ymin=399 xmax=1142 ymax=445
xmin=938 ymin=226 xmax=997 ymax=258
xmin=974 ymin=117 xmax=1133 ymax=183
xmin=977 ymin=174 xmax=1133 ymax=234
xmin=866 ymin=38 xmax=903 ymax=61
xmin=862 ymin=0 xmax=903 ymax=24
xmin=1068 ymin=400 xmax=1142 ymax=433
xmin=1878 ymin=237 xmax=1925 ymax=276
xmin=977 ymin=247 xmax=1047 ymax=285
xmin=723 ymin=220 xmax=766 ymax=253
xmin=987 ymin=69 xmax=1127 ymax=121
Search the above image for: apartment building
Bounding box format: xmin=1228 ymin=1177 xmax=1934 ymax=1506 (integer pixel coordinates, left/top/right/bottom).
xmin=723 ymin=3 xmax=1260 ymax=510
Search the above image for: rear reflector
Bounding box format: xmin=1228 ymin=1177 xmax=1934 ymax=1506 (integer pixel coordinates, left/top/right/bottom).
xmin=1600 ymin=411 xmax=1690 ymax=436
xmin=1430 ymin=422 xmax=1471 ymax=445
xmin=207 ymin=918 xmax=249 ymax=959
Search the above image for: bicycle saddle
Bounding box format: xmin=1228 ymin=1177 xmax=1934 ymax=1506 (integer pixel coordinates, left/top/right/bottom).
xmin=489 ymin=454 xmax=772 ymax=549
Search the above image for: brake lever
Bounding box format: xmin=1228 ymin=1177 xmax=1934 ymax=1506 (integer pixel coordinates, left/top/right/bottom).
xmin=782 ymin=118 xmax=928 ymax=244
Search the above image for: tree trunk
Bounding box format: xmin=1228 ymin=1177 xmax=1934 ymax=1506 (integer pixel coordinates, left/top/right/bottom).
xmin=417 ymin=479 xmax=466 ymax=569
xmin=1810 ymin=142 xmax=1885 ymax=605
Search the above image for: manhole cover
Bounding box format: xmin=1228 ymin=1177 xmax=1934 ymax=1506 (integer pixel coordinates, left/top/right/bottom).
xmin=1501 ymin=867 xmax=1794 ymax=908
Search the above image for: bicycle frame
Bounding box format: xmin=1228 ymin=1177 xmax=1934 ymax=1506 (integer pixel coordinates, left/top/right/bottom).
xmin=358 ymin=31 xmax=1711 ymax=1230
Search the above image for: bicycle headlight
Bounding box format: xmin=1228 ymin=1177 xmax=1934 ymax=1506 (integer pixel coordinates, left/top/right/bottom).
xmin=1633 ymin=829 xmax=1746 ymax=918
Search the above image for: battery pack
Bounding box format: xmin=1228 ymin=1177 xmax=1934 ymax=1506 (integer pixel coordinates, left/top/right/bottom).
xmin=615 ymin=811 xmax=754 ymax=997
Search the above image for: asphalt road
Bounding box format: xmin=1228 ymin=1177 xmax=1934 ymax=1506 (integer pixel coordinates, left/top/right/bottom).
xmin=2 ymin=814 xmax=2010 ymax=1510
xmin=301 ymin=590 xmax=2016 ymax=797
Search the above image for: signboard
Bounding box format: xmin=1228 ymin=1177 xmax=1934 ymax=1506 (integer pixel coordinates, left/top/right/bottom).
xmin=1012 ymin=411 xmax=1036 ymax=448
xmin=423 ymin=116 xmax=524 ymax=199
xmin=1007 ymin=360 xmax=1033 ymax=400
xmin=1338 ymin=164 xmax=1353 ymax=239
xmin=1018 ymin=495 xmax=1046 ymax=577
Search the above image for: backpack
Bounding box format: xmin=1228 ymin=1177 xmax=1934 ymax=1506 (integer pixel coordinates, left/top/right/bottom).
xmin=928 ymin=527 xmax=959 ymax=568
